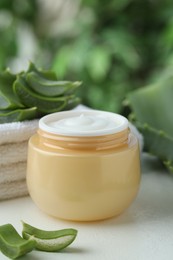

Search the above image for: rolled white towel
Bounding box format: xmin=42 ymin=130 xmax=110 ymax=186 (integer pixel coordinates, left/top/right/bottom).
xmin=0 ymin=142 xmax=28 ymax=166
xmin=0 ymin=162 xmax=27 ymax=184
xmin=0 ymin=119 xmax=38 ymax=145
xmin=0 ymin=180 xmax=28 ymax=201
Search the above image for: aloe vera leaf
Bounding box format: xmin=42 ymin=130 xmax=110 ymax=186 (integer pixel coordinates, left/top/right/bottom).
xmin=64 ymin=96 xmax=81 ymax=110
xmin=0 ymin=92 xmax=12 ymax=110
xmin=0 ymin=69 xmax=23 ymax=109
xmin=27 ymin=61 xmax=58 ymax=80
xmin=134 ymin=120 xmax=173 ymax=160
xmin=0 ymin=107 xmax=38 ymax=123
xmin=164 ymin=160 xmax=173 ymax=173
xmin=0 ymin=224 xmax=35 ymax=259
xmin=22 ymin=221 xmax=78 ymax=252
xmin=13 ymin=75 xmax=68 ymax=113
xmin=133 ymin=120 xmax=173 ymax=173
xmin=26 ymin=72 xmax=82 ymax=97
xmin=128 ymin=81 xmax=173 ymax=137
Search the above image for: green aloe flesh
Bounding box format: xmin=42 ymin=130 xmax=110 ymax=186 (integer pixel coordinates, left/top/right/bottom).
xmin=22 ymin=221 xmax=78 ymax=252
xmin=26 ymin=72 xmax=81 ymax=97
xmin=0 ymin=70 xmax=23 ymax=109
xmin=128 ymin=77 xmax=173 ymax=173
xmin=0 ymin=222 xmax=78 ymax=258
xmin=27 ymin=61 xmax=58 ymax=80
xmin=0 ymin=62 xmax=81 ymax=123
xmin=64 ymin=96 xmax=81 ymax=111
xmin=132 ymin=121 xmax=173 ymax=170
xmin=14 ymin=76 xmax=69 ymax=113
xmin=0 ymin=224 xmax=35 ymax=259
xmin=0 ymin=107 xmax=38 ymax=123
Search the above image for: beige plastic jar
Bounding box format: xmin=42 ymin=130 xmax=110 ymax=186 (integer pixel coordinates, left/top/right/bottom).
xmin=27 ymin=110 xmax=140 ymax=221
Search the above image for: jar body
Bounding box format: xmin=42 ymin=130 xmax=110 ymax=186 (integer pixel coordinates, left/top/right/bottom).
xmin=27 ymin=133 xmax=140 ymax=221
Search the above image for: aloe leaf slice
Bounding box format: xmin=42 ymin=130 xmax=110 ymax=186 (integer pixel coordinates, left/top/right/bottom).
xmin=164 ymin=160 xmax=173 ymax=173
xmin=128 ymin=77 xmax=173 ymax=173
xmin=0 ymin=69 xmax=24 ymax=109
xmin=64 ymin=96 xmax=81 ymax=110
xmin=26 ymin=71 xmax=81 ymax=97
xmin=134 ymin=120 xmax=173 ymax=158
xmin=13 ymin=75 xmax=68 ymax=113
xmin=0 ymin=107 xmax=38 ymax=123
xmin=0 ymin=91 xmax=12 ymax=110
xmin=27 ymin=61 xmax=58 ymax=80
xmin=128 ymin=81 xmax=173 ymax=137
xmin=0 ymin=224 xmax=35 ymax=259
xmin=131 ymin=119 xmax=173 ymax=173
xmin=22 ymin=221 xmax=78 ymax=252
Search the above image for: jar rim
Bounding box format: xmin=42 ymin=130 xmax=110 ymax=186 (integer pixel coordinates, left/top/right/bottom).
xmin=39 ymin=110 xmax=129 ymax=137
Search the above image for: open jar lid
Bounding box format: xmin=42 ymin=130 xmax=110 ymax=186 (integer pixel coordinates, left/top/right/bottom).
xmin=39 ymin=110 xmax=129 ymax=137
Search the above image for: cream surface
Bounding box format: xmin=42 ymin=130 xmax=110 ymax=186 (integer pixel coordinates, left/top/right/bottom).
xmin=39 ymin=110 xmax=128 ymax=136
xmin=49 ymin=114 xmax=117 ymax=132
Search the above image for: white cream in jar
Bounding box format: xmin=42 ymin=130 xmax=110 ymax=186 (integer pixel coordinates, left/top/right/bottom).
xmin=39 ymin=110 xmax=128 ymax=136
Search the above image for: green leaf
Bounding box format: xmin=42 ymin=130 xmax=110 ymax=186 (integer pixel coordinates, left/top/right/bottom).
xmin=22 ymin=221 xmax=78 ymax=252
xmin=64 ymin=96 xmax=81 ymax=110
xmin=128 ymin=80 xmax=173 ymax=137
xmin=128 ymin=76 xmax=173 ymax=173
xmin=27 ymin=61 xmax=58 ymax=80
xmin=52 ymin=46 xmax=73 ymax=78
xmin=0 ymin=62 xmax=81 ymax=123
xmin=164 ymin=160 xmax=173 ymax=173
xmin=103 ymin=30 xmax=140 ymax=69
xmin=133 ymin=121 xmax=173 ymax=173
xmin=13 ymin=75 xmax=68 ymax=113
xmin=0 ymin=69 xmax=23 ymax=109
xmin=0 ymin=107 xmax=38 ymax=123
xmin=86 ymin=47 xmax=111 ymax=82
xmin=0 ymin=224 xmax=35 ymax=259
xmin=26 ymin=72 xmax=81 ymax=97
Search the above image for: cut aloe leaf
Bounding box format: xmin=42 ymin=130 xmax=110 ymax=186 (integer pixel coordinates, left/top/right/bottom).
xmin=0 ymin=62 xmax=81 ymax=123
xmin=26 ymin=71 xmax=82 ymax=97
xmin=13 ymin=75 xmax=68 ymax=113
xmin=0 ymin=224 xmax=35 ymax=259
xmin=22 ymin=221 xmax=78 ymax=252
xmin=0 ymin=69 xmax=24 ymax=109
xmin=0 ymin=92 xmax=12 ymax=110
xmin=128 ymin=78 xmax=173 ymax=173
xmin=133 ymin=120 xmax=173 ymax=173
xmin=164 ymin=160 xmax=173 ymax=173
xmin=27 ymin=61 xmax=58 ymax=80
xmin=134 ymin=120 xmax=173 ymax=160
xmin=64 ymin=96 xmax=81 ymax=110
xmin=0 ymin=107 xmax=38 ymax=123
xmin=128 ymin=81 xmax=173 ymax=137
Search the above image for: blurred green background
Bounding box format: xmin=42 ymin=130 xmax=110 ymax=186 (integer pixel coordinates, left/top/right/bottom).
xmin=0 ymin=0 xmax=173 ymax=114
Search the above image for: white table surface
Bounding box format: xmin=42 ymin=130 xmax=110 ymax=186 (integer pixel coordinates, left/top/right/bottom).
xmin=0 ymin=153 xmax=173 ymax=260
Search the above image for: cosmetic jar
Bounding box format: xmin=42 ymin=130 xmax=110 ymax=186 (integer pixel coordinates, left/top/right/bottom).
xmin=27 ymin=110 xmax=140 ymax=221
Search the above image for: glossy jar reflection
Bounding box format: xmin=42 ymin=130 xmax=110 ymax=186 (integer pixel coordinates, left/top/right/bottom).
xmin=27 ymin=110 xmax=140 ymax=221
